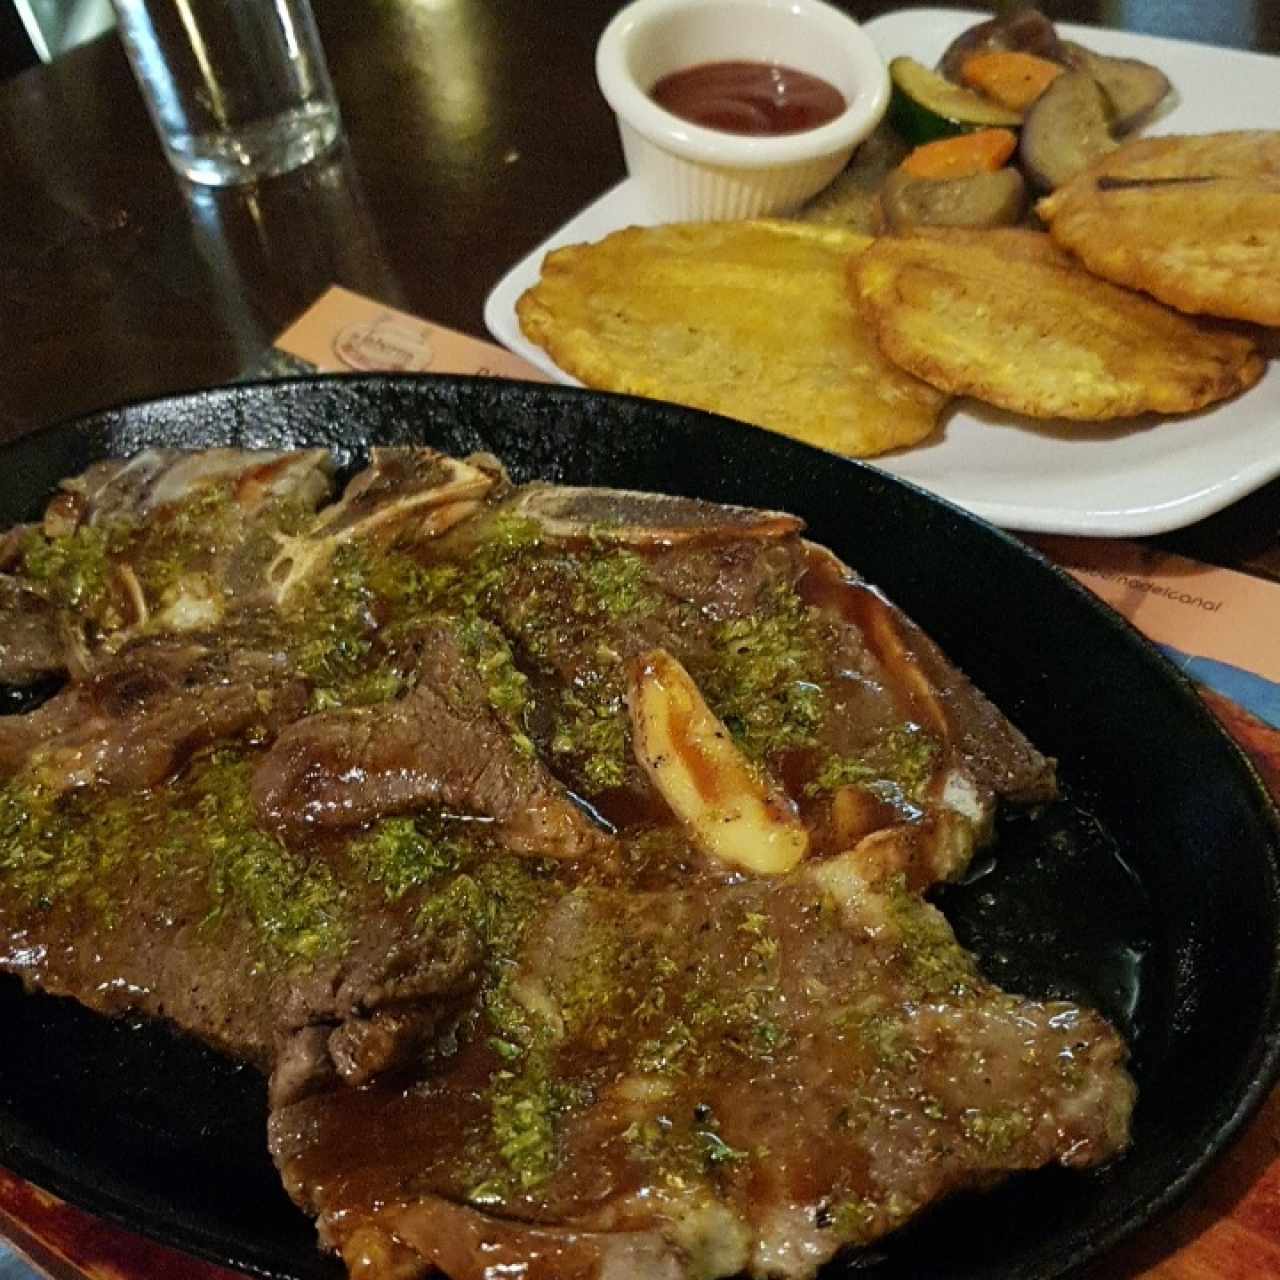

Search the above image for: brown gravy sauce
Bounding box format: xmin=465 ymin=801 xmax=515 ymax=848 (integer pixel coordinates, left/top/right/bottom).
xmin=797 ymin=547 xmax=950 ymax=740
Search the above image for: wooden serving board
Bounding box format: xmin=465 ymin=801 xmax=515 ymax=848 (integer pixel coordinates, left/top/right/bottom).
xmin=2 ymin=688 xmax=1279 ymax=1280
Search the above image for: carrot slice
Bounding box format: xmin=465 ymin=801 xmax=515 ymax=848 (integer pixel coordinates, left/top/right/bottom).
xmin=960 ymin=51 xmax=1064 ymax=111
xmin=898 ymin=128 xmax=1018 ymax=179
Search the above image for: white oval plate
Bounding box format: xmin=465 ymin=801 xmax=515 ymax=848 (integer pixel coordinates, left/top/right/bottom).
xmin=483 ymin=8 xmax=1280 ymax=537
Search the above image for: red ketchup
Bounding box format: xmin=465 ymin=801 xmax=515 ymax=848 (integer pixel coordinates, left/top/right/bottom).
xmin=650 ymin=60 xmax=846 ymax=135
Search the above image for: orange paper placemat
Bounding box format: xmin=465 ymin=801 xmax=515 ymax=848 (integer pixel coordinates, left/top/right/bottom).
xmin=274 ymin=286 xmax=549 ymax=381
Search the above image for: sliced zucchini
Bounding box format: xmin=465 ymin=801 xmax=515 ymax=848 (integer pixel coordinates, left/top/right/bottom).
xmin=888 ymin=57 xmax=1023 ymax=146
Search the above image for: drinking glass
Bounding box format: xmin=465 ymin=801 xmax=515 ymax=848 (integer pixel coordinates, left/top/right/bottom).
xmin=15 ymin=0 xmax=116 ymax=61
xmin=110 ymin=0 xmax=343 ymax=186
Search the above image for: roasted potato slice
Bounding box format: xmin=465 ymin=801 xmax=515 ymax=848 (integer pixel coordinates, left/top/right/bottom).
xmin=516 ymin=220 xmax=947 ymax=459
xmin=627 ymin=648 xmax=809 ymax=875
xmin=851 ymin=228 xmax=1264 ymax=420
xmin=1038 ymin=131 xmax=1280 ymax=325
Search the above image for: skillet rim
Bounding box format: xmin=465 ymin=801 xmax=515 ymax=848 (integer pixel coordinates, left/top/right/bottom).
xmin=0 ymin=371 xmax=1278 ymax=1280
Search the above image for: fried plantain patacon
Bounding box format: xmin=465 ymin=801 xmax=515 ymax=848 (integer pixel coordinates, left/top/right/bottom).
xmin=851 ymin=228 xmax=1264 ymax=421
xmin=516 ymin=220 xmax=948 ymax=459
xmin=1037 ymin=131 xmax=1280 ymax=326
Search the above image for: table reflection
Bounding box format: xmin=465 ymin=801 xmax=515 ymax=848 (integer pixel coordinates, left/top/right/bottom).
xmin=183 ymin=141 xmax=403 ymax=362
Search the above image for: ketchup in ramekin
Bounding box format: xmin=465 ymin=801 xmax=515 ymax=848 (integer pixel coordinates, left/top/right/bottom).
xmin=651 ymin=61 xmax=847 ymax=136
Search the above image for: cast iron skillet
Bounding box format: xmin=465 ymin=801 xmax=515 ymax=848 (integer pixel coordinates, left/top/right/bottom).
xmin=1 ymin=375 xmax=1278 ymax=1280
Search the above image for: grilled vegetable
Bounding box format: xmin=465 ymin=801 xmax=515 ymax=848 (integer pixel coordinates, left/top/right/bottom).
xmin=959 ymin=51 xmax=1064 ymax=111
xmin=888 ymin=57 xmax=1022 ymax=146
xmin=1019 ymin=70 xmax=1117 ymax=190
xmin=798 ymin=121 xmax=911 ymax=233
xmin=937 ymin=7 xmax=1067 ymax=81
xmin=879 ymin=167 xmax=1027 ymax=232
xmin=1060 ymin=41 xmax=1172 ymax=133
xmin=899 ymin=129 xmax=1018 ymax=179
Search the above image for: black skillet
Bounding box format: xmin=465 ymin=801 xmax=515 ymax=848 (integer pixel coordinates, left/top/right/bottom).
xmin=1 ymin=375 xmax=1278 ymax=1280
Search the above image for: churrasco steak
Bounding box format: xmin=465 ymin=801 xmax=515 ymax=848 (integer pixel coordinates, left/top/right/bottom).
xmin=0 ymin=447 xmax=1133 ymax=1280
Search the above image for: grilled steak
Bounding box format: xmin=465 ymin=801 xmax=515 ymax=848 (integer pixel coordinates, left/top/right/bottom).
xmin=252 ymin=618 xmax=613 ymax=859
xmin=0 ymin=575 xmax=65 ymax=685
xmin=0 ymin=447 xmax=1131 ymax=1280
xmin=272 ymin=856 xmax=1132 ymax=1280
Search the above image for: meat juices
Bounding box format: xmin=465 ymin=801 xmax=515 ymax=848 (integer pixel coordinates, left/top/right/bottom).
xmin=0 ymin=447 xmax=1133 ymax=1280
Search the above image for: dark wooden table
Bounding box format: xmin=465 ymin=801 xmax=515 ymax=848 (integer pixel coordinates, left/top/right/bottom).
xmin=1 ymin=1 xmax=1279 ymax=1278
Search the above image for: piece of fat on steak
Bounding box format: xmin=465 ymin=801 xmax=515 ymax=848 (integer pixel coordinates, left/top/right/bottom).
xmin=269 ymin=849 xmax=1134 ymax=1280
xmin=56 ymin=447 xmax=336 ymax=528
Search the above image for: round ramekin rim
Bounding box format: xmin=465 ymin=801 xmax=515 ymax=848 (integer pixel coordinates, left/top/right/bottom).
xmin=595 ymin=0 xmax=890 ymax=171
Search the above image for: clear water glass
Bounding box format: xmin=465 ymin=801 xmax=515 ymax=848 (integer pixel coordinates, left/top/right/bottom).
xmin=111 ymin=0 xmax=343 ymax=186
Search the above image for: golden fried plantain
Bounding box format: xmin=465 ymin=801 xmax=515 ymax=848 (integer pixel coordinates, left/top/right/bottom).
xmin=1038 ymin=131 xmax=1280 ymax=325
xmin=851 ymin=228 xmax=1264 ymax=420
xmin=516 ymin=220 xmax=947 ymax=458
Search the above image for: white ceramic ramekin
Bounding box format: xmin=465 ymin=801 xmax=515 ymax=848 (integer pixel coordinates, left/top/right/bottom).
xmin=596 ymin=0 xmax=890 ymax=221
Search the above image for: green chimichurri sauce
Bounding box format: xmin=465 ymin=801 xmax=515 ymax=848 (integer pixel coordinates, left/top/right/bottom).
xmin=0 ymin=752 xmax=348 ymax=964
xmin=1 ymin=462 xmax=991 ymax=1209
xmin=809 ymin=725 xmax=940 ymax=802
xmin=695 ymin=586 xmax=826 ymax=761
xmin=0 ymin=482 xmax=917 ymax=974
